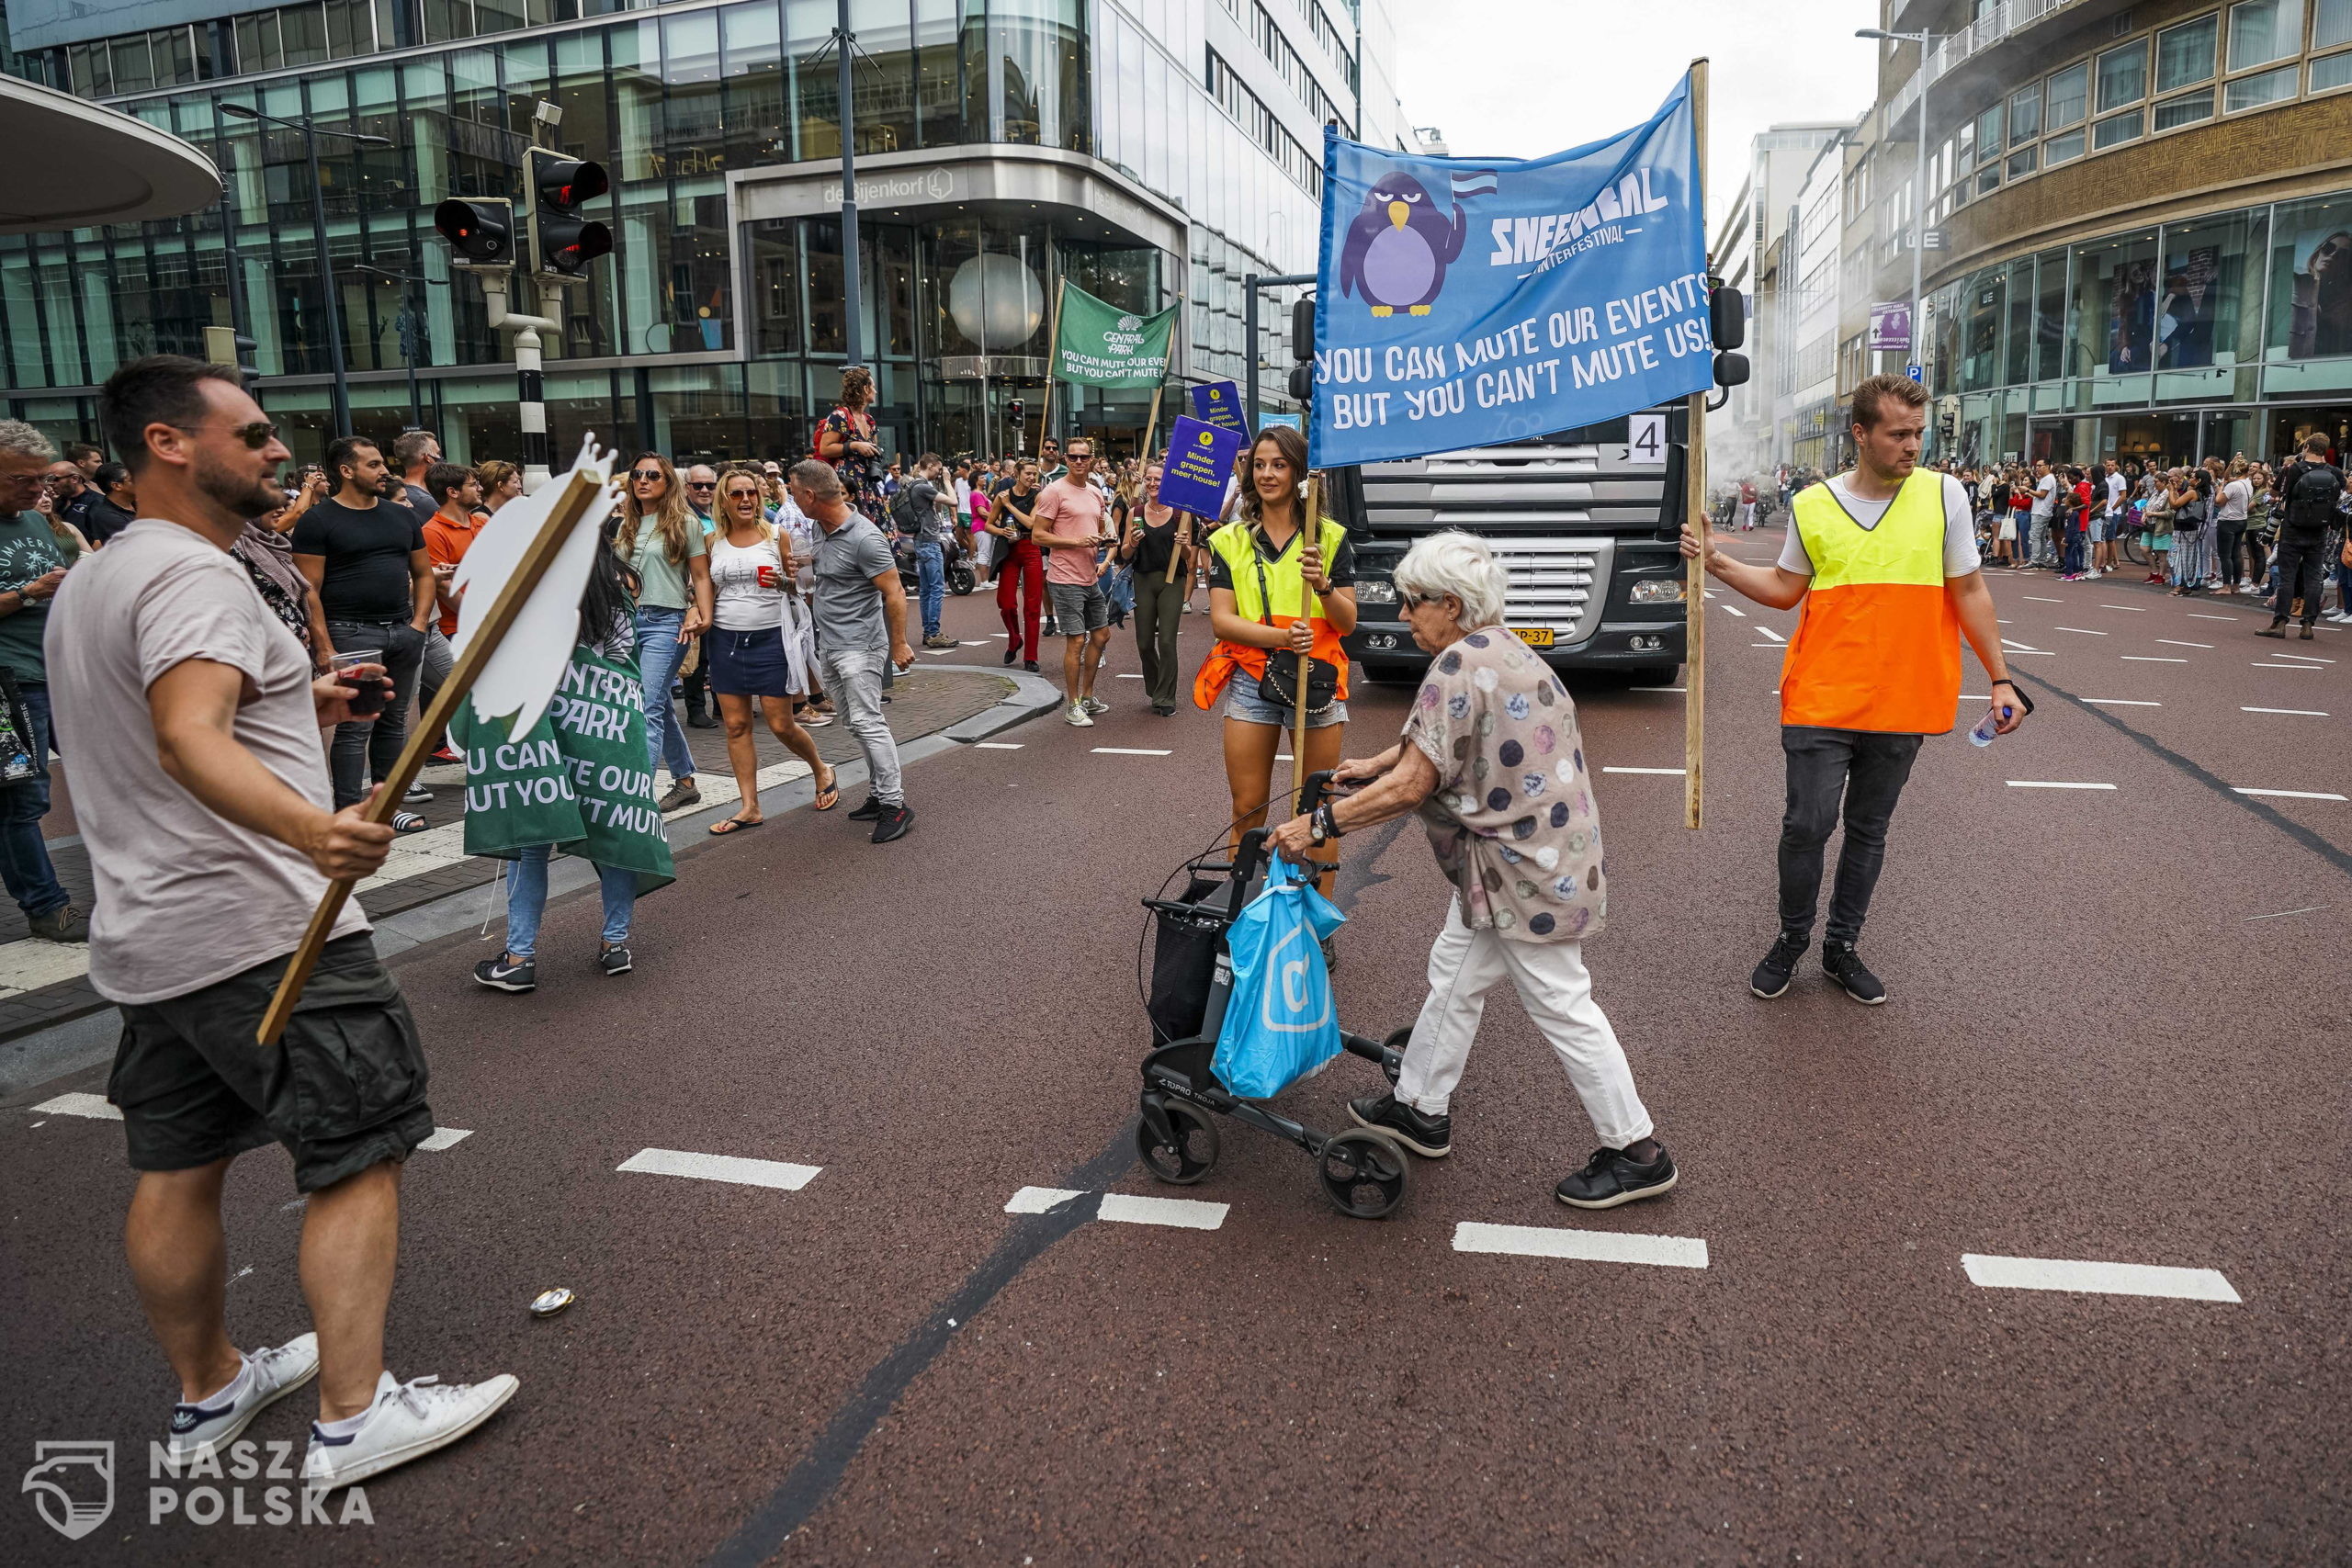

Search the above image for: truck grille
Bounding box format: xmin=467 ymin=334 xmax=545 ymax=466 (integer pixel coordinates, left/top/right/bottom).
xmin=1496 ymin=537 xmax=1615 ymax=642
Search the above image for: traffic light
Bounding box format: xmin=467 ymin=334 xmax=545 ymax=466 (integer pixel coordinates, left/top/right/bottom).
xmin=435 ymin=197 xmax=514 ymax=266
xmin=526 ymin=149 xmax=611 ymax=281
xmin=1007 ymin=398 xmax=1026 ymax=426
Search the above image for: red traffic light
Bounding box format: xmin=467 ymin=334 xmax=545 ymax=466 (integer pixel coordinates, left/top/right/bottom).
xmin=433 ymin=197 xmax=513 ymax=265
xmin=526 ymin=149 xmax=610 ymax=280
xmin=534 ymin=155 xmax=608 ymax=209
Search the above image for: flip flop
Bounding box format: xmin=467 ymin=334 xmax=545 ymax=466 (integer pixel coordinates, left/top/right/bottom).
xmin=707 ymin=816 xmax=764 ymax=836
xmin=812 ymin=773 xmax=841 ymax=811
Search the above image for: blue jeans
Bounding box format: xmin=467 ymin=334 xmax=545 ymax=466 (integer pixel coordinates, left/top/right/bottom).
xmin=635 ymin=607 xmax=696 ymax=783
xmin=503 ymin=843 xmax=635 ymax=959
xmin=0 ymin=682 xmax=67 ymax=919
xmin=914 ymin=541 xmax=944 ymax=638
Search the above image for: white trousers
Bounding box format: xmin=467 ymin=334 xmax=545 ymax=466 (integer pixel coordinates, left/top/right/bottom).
xmin=1394 ymin=897 xmax=1654 ymax=1147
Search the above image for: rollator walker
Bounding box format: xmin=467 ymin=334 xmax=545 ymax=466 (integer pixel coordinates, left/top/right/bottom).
xmin=1136 ymin=771 xmax=1416 ymax=1218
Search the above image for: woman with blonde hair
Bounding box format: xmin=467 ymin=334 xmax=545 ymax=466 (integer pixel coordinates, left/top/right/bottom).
xmin=615 ymin=450 xmax=713 ymax=812
xmin=704 ymin=468 xmax=839 ymax=829
xmin=473 ymin=459 xmax=524 ymax=516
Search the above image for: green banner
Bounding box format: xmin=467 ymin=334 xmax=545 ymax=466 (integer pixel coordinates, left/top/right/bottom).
xmin=1052 ymin=282 xmax=1178 ymax=388
xmin=450 ymin=646 xmax=675 ymax=893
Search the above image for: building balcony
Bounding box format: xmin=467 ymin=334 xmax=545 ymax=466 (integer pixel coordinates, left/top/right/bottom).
xmin=1887 ymin=0 xmax=2135 ymax=133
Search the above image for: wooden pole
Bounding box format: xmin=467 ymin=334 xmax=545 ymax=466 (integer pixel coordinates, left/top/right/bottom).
xmin=1036 ymin=276 xmax=1067 ymax=458
xmin=1293 ymin=470 xmax=1321 ymax=817
xmin=254 ymin=467 xmax=609 ymax=1043
xmin=1139 ymin=382 xmax=1165 ymax=463
xmin=1684 ymin=55 xmax=1711 ymax=833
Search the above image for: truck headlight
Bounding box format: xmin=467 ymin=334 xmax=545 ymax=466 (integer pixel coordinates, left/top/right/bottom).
xmin=1628 ymin=579 xmax=1687 ymax=604
xmin=1354 ymin=581 xmax=1397 ymax=605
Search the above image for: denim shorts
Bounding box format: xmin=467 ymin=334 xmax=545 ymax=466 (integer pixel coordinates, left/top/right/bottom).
xmin=1224 ymin=677 xmax=1347 ymax=729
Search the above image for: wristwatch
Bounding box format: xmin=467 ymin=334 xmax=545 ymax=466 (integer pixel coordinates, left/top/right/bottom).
xmin=1312 ymin=801 xmax=1343 ymax=843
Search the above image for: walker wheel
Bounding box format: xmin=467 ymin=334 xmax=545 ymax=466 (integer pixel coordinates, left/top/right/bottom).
xmin=1317 ymin=1130 xmax=1408 ymax=1219
xmin=1137 ymin=1098 xmax=1219 ymax=1184
xmin=1381 ymin=1027 xmax=1411 ymax=1085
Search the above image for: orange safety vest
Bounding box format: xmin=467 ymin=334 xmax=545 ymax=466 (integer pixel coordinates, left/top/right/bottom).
xmin=1193 ymin=516 xmax=1352 ymax=711
xmin=1780 ymin=469 xmax=1962 ymax=734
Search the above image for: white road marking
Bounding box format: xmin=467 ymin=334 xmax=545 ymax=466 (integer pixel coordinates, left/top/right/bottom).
xmin=2269 ymin=651 xmax=2334 ymax=664
xmin=2233 ymin=787 xmax=2347 ymax=801
xmin=1961 ymin=1253 xmax=2239 ymax=1303
xmin=2052 ymin=626 xmax=2107 ymax=636
xmin=2245 ymin=905 xmax=2328 ymax=921
xmin=1750 ymin=642 xmax=1782 ymax=649
xmin=31 ymin=1092 xmax=119 ymax=1121
xmin=2025 ymin=595 xmax=2063 ymax=603
xmin=1999 ymin=638 xmax=2044 ymax=652
xmin=2122 ymin=656 xmax=2188 ymax=662
xmin=1092 ymin=747 xmax=1173 ymax=756
xmin=2252 ymin=662 xmax=2318 ymax=670
xmin=1005 ymin=1186 xmax=1227 ymax=1230
xmin=2097 ymin=604 xmax=2145 ymax=612
xmin=2083 ymin=698 xmax=2160 ymax=706
xmin=2154 ymin=638 xmax=2211 ymax=649
xmin=1720 ymin=604 xmax=1747 ymax=617
xmin=1114 ymin=672 xmax=1143 ymax=679
xmin=417 ymin=1127 xmax=472 ymax=1152
xmin=2186 ymin=613 xmax=2242 ymax=621
xmin=2010 ymin=649 xmax=2056 ymax=656
xmin=2007 ymin=780 xmax=2117 ymax=790
xmin=1453 ymin=1221 xmax=1709 ymax=1269
xmin=2242 ymin=706 xmax=2329 ymax=716
xmin=1754 ymin=626 xmax=1785 ymax=643
xmin=1603 ymin=766 xmax=1686 ymax=775
xmin=616 ymin=1148 xmax=821 ymax=1190
xmin=972 ymin=741 xmax=1023 ymax=749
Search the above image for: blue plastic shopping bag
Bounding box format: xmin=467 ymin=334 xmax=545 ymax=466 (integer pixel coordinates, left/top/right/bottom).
xmin=1212 ymin=855 xmax=1347 ymax=1099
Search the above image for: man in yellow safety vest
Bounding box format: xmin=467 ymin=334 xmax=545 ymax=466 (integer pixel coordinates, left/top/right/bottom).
xmin=1679 ymin=373 xmax=2027 ymax=1005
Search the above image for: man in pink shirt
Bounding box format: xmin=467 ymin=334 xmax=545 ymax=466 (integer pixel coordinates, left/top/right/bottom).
xmin=1030 ymin=436 xmax=1116 ymax=727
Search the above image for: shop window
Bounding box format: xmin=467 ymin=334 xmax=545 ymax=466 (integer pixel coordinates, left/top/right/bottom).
xmin=2313 ymin=50 xmax=2352 ymax=88
xmin=2007 ymin=84 xmax=2041 ymax=142
xmin=2154 ymin=88 xmax=2217 ymax=127
xmin=2033 ymin=247 xmax=2068 ymax=382
xmin=2266 ymin=193 xmax=2352 ymax=360
xmin=2154 ymin=209 xmax=2263 ymax=376
xmin=2069 ymin=228 xmax=2159 ymax=376
xmin=2045 ymin=61 xmax=2089 ymax=129
xmin=2004 ymin=256 xmax=2035 ymax=384
xmin=2157 ymin=16 xmax=2219 ymax=93
xmin=747 ymin=220 xmax=801 ymax=355
xmin=2098 ymin=40 xmax=2148 ymax=111
xmin=2227 ymin=0 xmax=2303 ymax=69
xmin=2224 ymin=62 xmax=2299 ymax=107
xmin=2093 ymin=107 xmax=2143 ymax=148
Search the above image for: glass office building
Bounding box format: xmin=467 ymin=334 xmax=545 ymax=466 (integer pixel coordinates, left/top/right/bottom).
xmin=0 ymin=0 xmax=1394 ymax=463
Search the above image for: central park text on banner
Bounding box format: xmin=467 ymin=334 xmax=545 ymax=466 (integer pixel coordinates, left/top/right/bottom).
xmin=1309 ymin=71 xmax=1711 ymax=468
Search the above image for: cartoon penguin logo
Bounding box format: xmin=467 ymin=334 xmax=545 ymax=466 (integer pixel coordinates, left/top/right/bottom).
xmin=1339 ymin=173 xmax=1466 ymax=319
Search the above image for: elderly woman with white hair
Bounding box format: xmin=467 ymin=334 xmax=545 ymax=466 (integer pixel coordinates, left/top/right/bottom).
xmin=1267 ymin=530 xmax=1678 ymax=1208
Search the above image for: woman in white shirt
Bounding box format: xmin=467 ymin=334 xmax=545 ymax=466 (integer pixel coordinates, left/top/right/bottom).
xmin=705 ymin=468 xmax=839 ymax=829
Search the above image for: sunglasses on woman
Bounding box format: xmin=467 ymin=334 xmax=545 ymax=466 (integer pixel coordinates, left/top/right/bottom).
xmin=629 ymin=468 xmax=665 ymax=482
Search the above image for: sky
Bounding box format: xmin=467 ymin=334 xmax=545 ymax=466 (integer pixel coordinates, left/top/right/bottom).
xmin=1392 ymin=0 xmax=1883 ymax=230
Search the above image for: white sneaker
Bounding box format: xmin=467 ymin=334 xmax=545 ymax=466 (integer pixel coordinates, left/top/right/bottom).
xmin=1080 ymin=696 xmax=1109 ymax=715
xmin=166 ymin=1334 xmax=320 ymax=1463
xmin=1065 ymin=702 xmax=1094 ymax=728
xmin=303 ymin=1369 xmax=519 ymax=1491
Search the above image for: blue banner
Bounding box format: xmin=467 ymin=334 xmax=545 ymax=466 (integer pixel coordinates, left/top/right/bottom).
xmin=1189 ymin=380 xmax=1249 ymax=434
xmin=1157 ymin=417 xmax=1246 ymax=517
xmin=1310 ymin=72 xmax=1711 ymax=469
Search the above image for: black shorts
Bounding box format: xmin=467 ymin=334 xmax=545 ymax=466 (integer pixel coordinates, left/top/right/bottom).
xmin=107 ymin=934 xmax=434 ymax=1192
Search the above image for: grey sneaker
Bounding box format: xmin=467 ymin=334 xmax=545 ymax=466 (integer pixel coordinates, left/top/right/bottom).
xmin=26 ymin=905 xmax=88 ymax=942
xmin=1080 ymin=696 xmax=1109 ymax=715
xmin=471 ymin=954 xmax=536 ymax=993
xmin=165 ymin=1335 xmax=320 ymax=1465
xmin=598 ymin=944 xmax=632 ymax=976
xmin=656 ymin=779 xmax=700 ymax=812
xmin=302 ymin=1369 xmax=519 ymax=1492
xmin=1065 ymin=702 xmax=1094 ymax=728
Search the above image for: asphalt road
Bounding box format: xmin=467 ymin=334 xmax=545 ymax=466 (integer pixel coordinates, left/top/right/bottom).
xmin=6 ymin=545 xmax=2347 ymax=1565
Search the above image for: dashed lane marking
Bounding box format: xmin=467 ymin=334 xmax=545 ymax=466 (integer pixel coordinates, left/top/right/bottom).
xmin=2122 ymin=656 xmax=2188 ymax=662
xmin=1603 ymin=766 xmax=1686 ymax=775
xmin=2007 ymin=780 xmax=2117 ymax=790
xmin=2233 ymin=787 xmax=2347 ymax=801
xmin=972 ymin=741 xmax=1023 ymax=749
xmin=31 ymin=1092 xmax=119 ymax=1121
xmin=2243 ymin=706 xmax=2329 ymax=716
xmin=1114 ymin=672 xmax=1143 ymax=679
xmin=2252 ymin=662 xmax=2319 ymax=670
xmin=2097 ymin=604 xmax=2146 ymax=612
xmin=1961 ymin=1253 xmax=2239 ymax=1303
xmin=417 ymin=1128 xmax=473 ymax=1152
xmin=1453 ymin=1222 xmax=1709 ymax=1269
xmin=2000 ymin=638 xmax=2045 ymax=652
xmin=2084 ymin=698 xmax=2160 ymax=706
xmin=2025 ymin=595 xmax=2063 ymax=603
xmin=2053 ymin=626 xmax=2107 ymax=636
xmin=2187 ymin=613 xmax=2245 ymax=621
xmin=1004 ymin=1187 xmax=1227 ymax=1231
xmin=616 ymin=1148 xmax=821 ymax=1190
xmin=2245 ymin=905 xmax=2328 ymax=920
xmin=2270 ymin=651 xmax=2334 ymax=663
xmin=1720 ymin=604 xmax=1747 ymax=617
xmin=1091 ymin=747 xmax=1173 ymax=756
xmin=1755 ymin=626 xmax=1785 ymax=643
xmin=2154 ymin=638 xmax=2211 ymax=648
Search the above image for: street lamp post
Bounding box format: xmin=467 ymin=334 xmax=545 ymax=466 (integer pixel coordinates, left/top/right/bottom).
xmin=219 ymin=102 xmax=391 ymax=436
xmin=1857 ymin=28 xmax=1933 ymax=382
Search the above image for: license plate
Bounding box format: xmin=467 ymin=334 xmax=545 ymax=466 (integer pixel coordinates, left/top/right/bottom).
xmin=1514 ymin=627 xmax=1555 ymax=649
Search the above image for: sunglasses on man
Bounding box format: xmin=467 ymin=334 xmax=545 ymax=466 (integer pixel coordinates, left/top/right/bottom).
xmin=170 ymin=419 xmax=280 ymax=449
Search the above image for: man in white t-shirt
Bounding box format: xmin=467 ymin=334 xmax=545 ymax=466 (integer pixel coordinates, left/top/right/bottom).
xmin=2028 ymin=459 xmax=2059 ymax=568
xmin=2092 ymin=458 xmax=2127 ymax=577
xmin=47 ymin=355 xmax=516 ymax=1488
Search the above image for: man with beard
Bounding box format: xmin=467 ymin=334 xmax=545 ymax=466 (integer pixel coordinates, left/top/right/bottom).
xmin=291 ymin=435 xmax=435 ymax=830
xmin=0 ymin=421 xmax=88 ymax=940
xmin=46 ymin=355 xmax=516 ymax=1486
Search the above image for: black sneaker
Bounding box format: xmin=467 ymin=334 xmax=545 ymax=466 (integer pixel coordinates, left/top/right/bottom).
xmin=599 ymin=944 xmax=632 ymax=976
xmin=1821 ymin=942 xmax=1886 ymax=1004
xmin=1002 ymin=648 xmax=1019 ymax=665
xmin=472 ymin=954 xmax=536 ymax=993
xmin=1750 ymin=931 xmax=1807 ymax=998
xmin=870 ymin=803 xmax=914 ymax=843
xmin=1348 ymin=1092 xmax=1450 ymax=1158
xmin=847 ymin=795 xmax=881 ymax=821
xmin=1555 ymin=1143 xmax=1677 ymax=1209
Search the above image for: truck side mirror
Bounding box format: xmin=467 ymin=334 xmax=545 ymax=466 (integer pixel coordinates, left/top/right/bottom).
xmin=1710 ymin=287 xmax=1746 ymax=351
xmin=1713 ymin=351 xmax=1751 ymax=389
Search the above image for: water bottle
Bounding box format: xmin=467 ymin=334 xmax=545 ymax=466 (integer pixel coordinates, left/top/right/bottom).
xmin=1967 ymin=705 xmax=2002 ymax=747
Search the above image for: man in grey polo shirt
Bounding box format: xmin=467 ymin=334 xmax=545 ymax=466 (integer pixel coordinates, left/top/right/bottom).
xmin=788 ymin=458 xmax=915 ymax=843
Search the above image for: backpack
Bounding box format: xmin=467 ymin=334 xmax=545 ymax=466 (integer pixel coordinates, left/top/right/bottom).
xmin=888 ymin=484 xmax=930 ymax=537
xmin=2282 ymin=463 xmax=2343 ymax=533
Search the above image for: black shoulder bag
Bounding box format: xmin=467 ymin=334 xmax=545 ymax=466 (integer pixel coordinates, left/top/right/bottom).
xmin=1249 ymin=531 xmax=1339 ymax=716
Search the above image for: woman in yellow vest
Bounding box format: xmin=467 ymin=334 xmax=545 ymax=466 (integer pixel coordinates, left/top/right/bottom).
xmin=1193 ymin=424 xmax=1358 ymax=883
